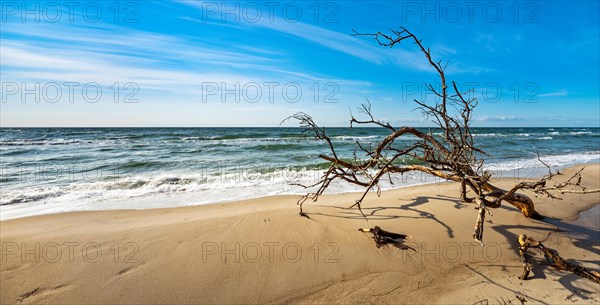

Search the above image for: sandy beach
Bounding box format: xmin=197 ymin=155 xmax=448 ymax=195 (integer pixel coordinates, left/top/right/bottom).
xmin=3 ymin=0 xmax=599 ymax=303
xmin=1 ymin=164 xmax=599 ymax=304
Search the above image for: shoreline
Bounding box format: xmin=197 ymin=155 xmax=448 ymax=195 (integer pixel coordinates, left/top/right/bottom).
xmin=1 ymin=164 xmax=598 ymax=304
xmin=568 ymin=204 xmax=600 ymax=228
xmin=2 ymin=161 xmax=598 ymax=222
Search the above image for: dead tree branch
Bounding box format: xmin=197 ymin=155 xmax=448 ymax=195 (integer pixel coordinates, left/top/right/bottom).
xmin=288 ymin=27 xmax=599 ymax=243
xmin=518 ymin=234 xmax=600 ymax=283
xmin=359 ymin=226 xmax=414 ymax=250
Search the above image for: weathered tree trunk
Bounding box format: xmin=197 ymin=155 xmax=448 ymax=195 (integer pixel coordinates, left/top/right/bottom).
xmin=288 ymin=27 xmax=596 ymax=244
xmin=319 ymin=154 xmax=543 ymax=219
xmin=518 ymin=234 xmax=600 ymax=283
xmin=482 ymin=183 xmax=543 ymax=219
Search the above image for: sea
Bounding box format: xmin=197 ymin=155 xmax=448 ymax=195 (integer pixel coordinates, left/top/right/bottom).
xmin=1 ymin=127 xmax=599 ymax=220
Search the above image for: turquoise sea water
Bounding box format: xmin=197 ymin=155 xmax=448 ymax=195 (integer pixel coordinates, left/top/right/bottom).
xmin=1 ymin=127 xmax=599 ymax=219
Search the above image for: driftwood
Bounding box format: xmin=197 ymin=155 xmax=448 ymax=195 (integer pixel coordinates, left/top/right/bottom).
xmin=284 ymin=26 xmax=600 ymax=244
xmin=518 ymin=234 xmax=600 ymax=283
xmin=359 ymin=226 xmax=414 ymax=250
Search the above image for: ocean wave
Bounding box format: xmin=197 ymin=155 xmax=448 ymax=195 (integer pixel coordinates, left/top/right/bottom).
xmin=180 ymin=136 xmax=220 ymax=141
xmin=473 ymin=133 xmax=504 ymax=137
xmin=2 ymin=151 xmax=598 ymax=212
xmin=0 ymin=169 xmax=320 ymax=208
xmin=1 ymin=189 xmax=66 ymax=205
xmin=0 ymin=139 xmax=84 ymax=146
xmin=2 ymin=127 xmax=599 ymax=220
xmin=331 ymin=135 xmax=381 ymax=141
xmin=486 ymin=152 xmax=600 ymax=172
xmin=250 ymin=143 xmax=306 ymax=151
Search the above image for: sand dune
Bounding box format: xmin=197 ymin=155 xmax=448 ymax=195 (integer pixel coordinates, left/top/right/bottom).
xmin=1 ymin=164 xmax=599 ymax=304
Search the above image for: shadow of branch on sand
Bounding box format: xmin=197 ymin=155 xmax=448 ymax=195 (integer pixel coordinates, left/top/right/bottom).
xmin=303 ymin=195 xmax=467 ymax=238
xmin=303 ymin=194 xmax=599 ymax=298
xmin=464 ymin=264 xmax=549 ymax=304
xmin=491 ymin=206 xmax=599 ymax=298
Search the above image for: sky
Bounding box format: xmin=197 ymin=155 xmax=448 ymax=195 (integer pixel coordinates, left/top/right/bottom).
xmin=1 ymin=0 xmax=599 ymax=127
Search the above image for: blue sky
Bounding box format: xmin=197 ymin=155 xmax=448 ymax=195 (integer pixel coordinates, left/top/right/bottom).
xmin=1 ymin=0 xmax=598 ymax=127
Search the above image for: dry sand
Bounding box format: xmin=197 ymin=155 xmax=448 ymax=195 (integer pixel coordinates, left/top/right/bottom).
xmin=1 ymin=164 xmax=599 ymax=304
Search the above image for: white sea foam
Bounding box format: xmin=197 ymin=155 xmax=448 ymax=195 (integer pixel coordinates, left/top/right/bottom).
xmin=0 ymin=139 xmax=83 ymax=146
xmin=485 ymin=152 xmax=600 ymax=173
xmin=2 ymin=151 xmax=599 ymax=221
xmin=331 ymin=135 xmax=381 ymax=141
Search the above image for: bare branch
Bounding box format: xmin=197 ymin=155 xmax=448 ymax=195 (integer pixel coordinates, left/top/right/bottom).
xmin=289 ymin=27 xmax=596 ymax=244
xmin=518 ymin=234 xmax=600 ymax=283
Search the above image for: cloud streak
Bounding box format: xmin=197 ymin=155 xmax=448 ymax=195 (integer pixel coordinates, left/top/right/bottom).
xmin=476 ymin=115 xmax=522 ymax=122
xmin=538 ymin=89 xmax=569 ymax=98
xmin=1 ymin=21 xmax=370 ymax=97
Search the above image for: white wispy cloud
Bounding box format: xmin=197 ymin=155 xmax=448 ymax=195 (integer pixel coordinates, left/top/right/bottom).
xmin=1 ymin=40 xmax=259 ymax=93
xmin=0 ymin=18 xmax=378 ymax=127
xmin=476 ymin=115 xmax=522 ymax=122
xmin=538 ymin=89 xmax=569 ymax=97
xmin=475 ymin=33 xmax=511 ymax=52
xmin=179 ymin=1 xmax=488 ymax=75
xmin=0 ymin=22 xmax=277 ymax=67
xmin=0 ymin=21 xmax=370 ymax=97
xmin=181 ymin=1 xmax=385 ymax=64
